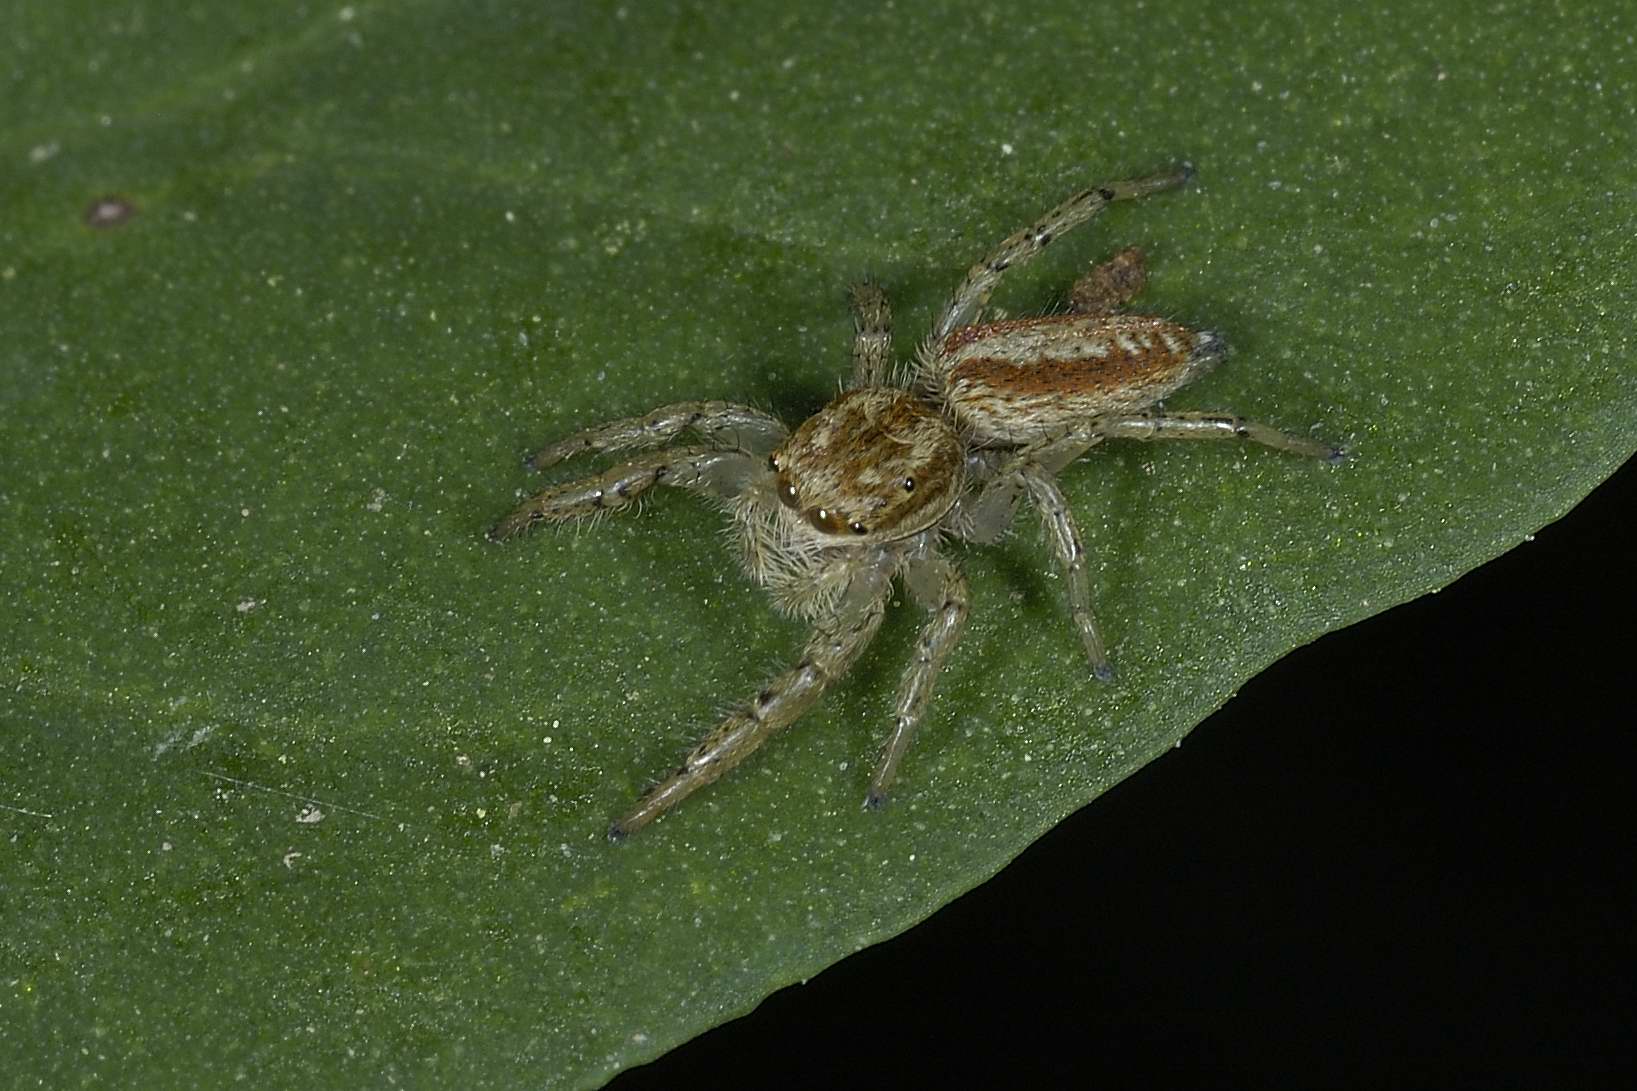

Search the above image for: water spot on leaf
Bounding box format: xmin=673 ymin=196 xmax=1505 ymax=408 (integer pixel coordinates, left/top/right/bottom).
xmin=84 ymin=195 xmax=137 ymax=228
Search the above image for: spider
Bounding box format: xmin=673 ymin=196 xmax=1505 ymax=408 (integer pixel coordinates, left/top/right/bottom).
xmin=489 ymin=165 xmax=1342 ymax=839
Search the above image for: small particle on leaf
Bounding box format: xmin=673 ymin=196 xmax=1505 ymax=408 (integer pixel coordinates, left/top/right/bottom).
xmin=296 ymin=804 xmax=324 ymax=824
xmin=84 ymin=195 xmax=137 ymax=229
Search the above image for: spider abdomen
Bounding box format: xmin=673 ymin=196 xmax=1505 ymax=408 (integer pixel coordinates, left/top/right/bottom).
xmin=939 ymin=314 xmax=1225 ymax=443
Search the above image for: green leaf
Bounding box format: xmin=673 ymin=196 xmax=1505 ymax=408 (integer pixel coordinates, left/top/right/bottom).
xmin=3 ymin=1 xmax=1632 ymax=1086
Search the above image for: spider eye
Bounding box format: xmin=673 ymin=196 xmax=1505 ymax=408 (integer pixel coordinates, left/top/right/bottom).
xmin=777 ymin=474 xmax=800 ymax=509
xmin=806 ymin=507 xmax=846 ymax=534
xmin=849 ymin=521 xmax=868 ymax=535
xmin=901 ymin=477 xmax=915 ymax=492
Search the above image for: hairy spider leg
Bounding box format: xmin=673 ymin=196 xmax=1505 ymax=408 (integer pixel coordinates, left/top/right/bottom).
xmin=1095 ymin=411 xmax=1345 ymax=462
xmin=867 ymin=546 xmax=970 ymax=807
xmin=525 ymin=400 xmax=787 ymax=470
xmin=848 ymin=279 xmax=895 ymax=389
xmin=927 ymin=165 xmax=1193 ymax=345
xmin=488 ymin=446 xmax=761 ymax=540
xmin=610 ymin=559 xmax=894 ymax=838
xmin=1003 ymin=463 xmax=1116 ymax=680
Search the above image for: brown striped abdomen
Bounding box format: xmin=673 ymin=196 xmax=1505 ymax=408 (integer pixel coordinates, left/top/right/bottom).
xmin=938 ymin=314 xmax=1225 ymax=443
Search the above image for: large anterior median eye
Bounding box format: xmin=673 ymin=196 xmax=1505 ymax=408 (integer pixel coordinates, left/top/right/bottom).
xmin=805 ymin=506 xmax=846 ymax=534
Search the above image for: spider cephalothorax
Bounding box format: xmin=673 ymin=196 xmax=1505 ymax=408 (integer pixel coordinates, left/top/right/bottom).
xmin=770 ymin=388 xmax=964 ymax=543
xmin=738 ymin=387 xmax=965 ymax=619
xmin=490 ymin=165 xmax=1342 ymax=838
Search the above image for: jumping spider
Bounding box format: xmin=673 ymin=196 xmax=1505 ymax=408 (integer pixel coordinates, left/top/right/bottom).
xmin=490 ymin=165 xmax=1342 ymax=839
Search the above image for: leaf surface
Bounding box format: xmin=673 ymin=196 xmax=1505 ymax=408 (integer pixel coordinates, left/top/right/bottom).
xmin=3 ymin=1 xmax=1633 ymax=1085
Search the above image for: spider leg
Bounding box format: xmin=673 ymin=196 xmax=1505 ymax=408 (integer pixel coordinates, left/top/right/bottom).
xmin=1017 ymin=465 xmax=1114 ymax=681
xmin=611 ymin=557 xmax=894 ymax=838
xmin=1097 ymin=410 xmax=1345 ymax=461
xmin=927 ymin=165 xmax=1192 ymax=345
xmin=947 ymin=436 xmax=1106 ymax=545
xmin=487 ymin=446 xmax=760 ymax=541
xmin=945 ymin=447 xmax=1022 ymax=544
xmin=525 ymin=400 xmax=788 ymax=470
xmin=848 ymin=279 xmax=895 ymax=388
xmin=947 ymin=404 xmax=1339 ymax=678
xmin=948 ymin=448 xmax=1114 ymax=678
xmin=867 ymin=545 xmax=970 ymax=808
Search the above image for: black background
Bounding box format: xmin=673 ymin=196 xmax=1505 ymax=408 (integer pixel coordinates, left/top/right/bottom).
xmin=611 ymin=456 xmax=1634 ymax=1089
